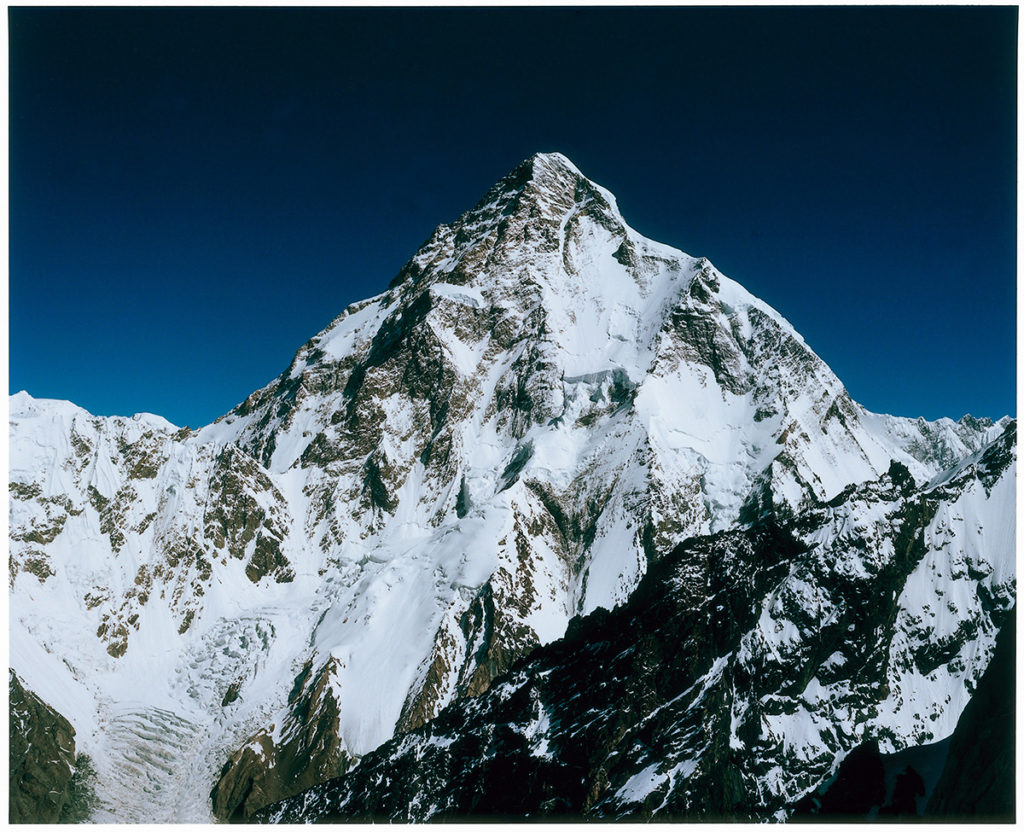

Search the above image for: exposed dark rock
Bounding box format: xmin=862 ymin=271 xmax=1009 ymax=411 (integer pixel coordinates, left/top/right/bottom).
xmin=203 ymin=447 xmax=293 ymax=584
xmin=791 ymin=742 xmax=887 ymax=820
xmin=499 ymin=442 xmax=534 ymax=491
xmin=455 ymin=474 xmax=471 ymax=518
xmin=9 ymin=671 xmax=93 ymax=823
xmin=9 ymin=481 xmax=42 ymax=501
xmin=880 ymin=765 xmax=926 ymax=818
xmin=456 ymin=579 xmax=539 ymax=698
xmin=222 ymin=681 xmax=242 ymax=707
xmin=212 ymin=659 xmax=356 ymax=821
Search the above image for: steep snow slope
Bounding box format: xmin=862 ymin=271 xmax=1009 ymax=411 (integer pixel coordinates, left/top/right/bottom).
xmin=259 ymin=424 xmax=1015 ymax=823
xmin=8 ymin=153 xmax=1010 ymax=821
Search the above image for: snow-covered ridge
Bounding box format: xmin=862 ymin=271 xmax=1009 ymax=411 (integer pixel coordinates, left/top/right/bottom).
xmin=8 ymin=152 xmax=1013 ymax=822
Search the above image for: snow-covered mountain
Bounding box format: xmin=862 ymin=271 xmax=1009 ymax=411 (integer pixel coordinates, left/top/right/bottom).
xmin=8 ymin=153 xmax=1014 ymax=822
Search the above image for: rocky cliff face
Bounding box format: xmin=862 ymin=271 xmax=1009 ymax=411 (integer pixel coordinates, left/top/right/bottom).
xmin=258 ymin=423 xmax=1015 ymax=822
xmin=8 ymin=153 xmax=1013 ymax=821
xmin=9 ymin=671 xmax=93 ymax=823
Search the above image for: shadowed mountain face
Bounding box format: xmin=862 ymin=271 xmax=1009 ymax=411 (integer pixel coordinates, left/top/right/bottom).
xmin=8 ymin=154 xmax=1015 ymax=822
xmin=925 ymin=606 xmax=1015 ymax=821
xmin=793 ymin=607 xmax=1015 ymax=823
xmin=259 ymin=426 xmax=1015 ymax=823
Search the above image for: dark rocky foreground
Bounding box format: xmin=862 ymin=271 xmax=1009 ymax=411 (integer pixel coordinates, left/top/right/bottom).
xmin=793 ymin=607 xmax=1014 ymax=822
xmin=9 ymin=672 xmax=95 ymax=823
xmin=925 ymin=606 xmax=1014 ymax=821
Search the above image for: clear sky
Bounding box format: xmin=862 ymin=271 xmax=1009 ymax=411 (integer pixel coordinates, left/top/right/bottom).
xmin=9 ymin=6 xmax=1016 ymax=428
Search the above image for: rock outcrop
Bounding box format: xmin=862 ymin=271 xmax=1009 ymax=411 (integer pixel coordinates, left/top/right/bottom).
xmin=9 ymin=672 xmax=93 ymax=823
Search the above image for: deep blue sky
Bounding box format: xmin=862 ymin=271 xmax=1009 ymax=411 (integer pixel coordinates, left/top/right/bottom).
xmin=10 ymin=7 xmax=1016 ymax=427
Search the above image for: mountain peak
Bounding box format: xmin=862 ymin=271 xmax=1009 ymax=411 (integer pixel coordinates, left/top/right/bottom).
xmin=495 ymin=150 xmax=591 ymax=204
xmin=529 ymin=150 xmax=575 ymax=166
xmin=521 ymin=150 xmax=584 ymax=179
xmin=391 ymin=151 xmax=632 ymax=293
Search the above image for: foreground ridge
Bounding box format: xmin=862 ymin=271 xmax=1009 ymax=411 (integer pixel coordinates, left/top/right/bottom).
xmin=260 ymin=424 xmax=1016 ymax=822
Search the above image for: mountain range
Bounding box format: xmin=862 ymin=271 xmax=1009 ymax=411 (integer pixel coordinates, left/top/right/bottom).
xmin=8 ymin=152 xmax=1014 ymax=822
